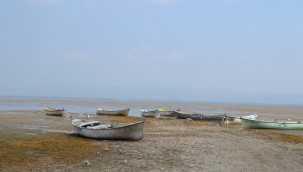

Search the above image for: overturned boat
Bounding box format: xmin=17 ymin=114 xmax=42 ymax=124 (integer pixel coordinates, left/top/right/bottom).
xmin=96 ymin=108 xmax=130 ymax=116
xmin=44 ymin=107 xmax=65 ymax=117
xmin=72 ymin=119 xmax=144 ymax=140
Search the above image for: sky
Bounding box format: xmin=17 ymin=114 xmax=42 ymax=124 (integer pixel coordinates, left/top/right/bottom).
xmin=1 ymin=0 xmax=303 ymax=104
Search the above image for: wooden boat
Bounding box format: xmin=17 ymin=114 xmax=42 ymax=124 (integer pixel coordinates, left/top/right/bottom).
xmin=141 ymin=109 xmax=160 ymax=118
xmin=72 ymin=119 xmax=144 ymax=140
xmin=44 ymin=107 xmax=65 ymax=117
xmin=96 ymin=108 xmax=130 ymax=116
xmin=175 ymin=111 xmax=225 ymax=121
xmin=157 ymin=108 xmax=179 ymax=117
xmin=225 ymin=114 xmax=257 ymax=124
xmin=240 ymin=117 xmax=303 ymax=130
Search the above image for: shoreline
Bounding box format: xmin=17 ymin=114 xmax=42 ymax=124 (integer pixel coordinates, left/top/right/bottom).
xmin=1 ymin=97 xmax=303 ymax=117
xmin=0 ymin=98 xmax=303 ymax=171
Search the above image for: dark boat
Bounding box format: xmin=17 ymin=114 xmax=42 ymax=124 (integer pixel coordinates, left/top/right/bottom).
xmin=175 ymin=111 xmax=225 ymax=121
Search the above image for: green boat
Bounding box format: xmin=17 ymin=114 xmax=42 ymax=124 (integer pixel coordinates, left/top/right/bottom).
xmin=240 ymin=118 xmax=303 ymax=130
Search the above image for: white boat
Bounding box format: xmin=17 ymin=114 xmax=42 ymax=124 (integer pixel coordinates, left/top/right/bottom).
xmin=44 ymin=107 xmax=65 ymax=117
xmin=141 ymin=109 xmax=160 ymax=118
xmin=240 ymin=117 xmax=303 ymax=130
xmin=96 ymin=108 xmax=130 ymax=116
xmin=225 ymin=114 xmax=257 ymax=124
xmin=72 ymin=119 xmax=144 ymax=140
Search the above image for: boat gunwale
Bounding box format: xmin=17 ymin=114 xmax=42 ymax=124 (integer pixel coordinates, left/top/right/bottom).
xmin=44 ymin=107 xmax=65 ymax=112
xmin=72 ymin=120 xmax=144 ymax=130
xmin=240 ymin=118 xmax=303 ymax=125
xmin=96 ymin=108 xmax=130 ymax=112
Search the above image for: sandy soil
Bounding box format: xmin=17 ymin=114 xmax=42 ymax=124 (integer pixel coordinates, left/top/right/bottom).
xmin=0 ymin=108 xmax=303 ymax=172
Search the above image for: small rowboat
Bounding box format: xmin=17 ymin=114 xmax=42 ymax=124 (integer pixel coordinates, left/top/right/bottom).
xmin=225 ymin=114 xmax=257 ymax=124
xmin=72 ymin=119 xmax=144 ymax=140
xmin=96 ymin=108 xmax=130 ymax=116
xmin=141 ymin=109 xmax=160 ymax=118
xmin=240 ymin=117 xmax=303 ymax=130
xmin=44 ymin=107 xmax=65 ymax=117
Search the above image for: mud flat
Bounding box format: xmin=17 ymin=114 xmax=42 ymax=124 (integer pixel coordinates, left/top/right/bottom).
xmin=0 ymin=108 xmax=302 ymax=172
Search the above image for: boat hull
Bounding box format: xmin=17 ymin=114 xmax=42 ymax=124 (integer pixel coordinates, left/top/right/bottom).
xmin=96 ymin=108 xmax=130 ymax=116
xmin=225 ymin=118 xmax=241 ymax=124
xmin=174 ymin=111 xmax=193 ymax=119
xmin=44 ymin=107 xmax=65 ymax=117
xmin=176 ymin=111 xmax=224 ymax=121
xmin=141 ymin=110 xmax=160 ymax=118
xmin=158 ymin=110 xmax=177 ymax=117
xmin=241 ymin=118 xmax=303 ymax=130
xmin=73 ymin=121 xmax=144 ymax=140
xmin=225 ymin=114 xmax=257 ymax=124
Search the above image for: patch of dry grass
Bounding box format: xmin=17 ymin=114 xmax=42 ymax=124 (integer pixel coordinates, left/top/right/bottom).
xmin=264 ymin=132 xmax=303 ymax=143
xmin=185 ymin=121 xmax=209 ymax=127
xmin=0 ymin=130 xmax=102 ymax=170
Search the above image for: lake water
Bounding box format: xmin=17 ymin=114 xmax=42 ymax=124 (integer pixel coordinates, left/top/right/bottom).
xmin=1 ymin=96 xmax=303 ymax=117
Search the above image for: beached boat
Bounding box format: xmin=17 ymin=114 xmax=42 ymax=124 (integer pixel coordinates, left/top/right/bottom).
xmin=158 ymin=108 xmax=178 ymax=117
xmin=240 ymin=117 xmax=303 ymax=130
xmin=225 ymin=114 xmax=257 ymax=124
xmin=141 ymin=109 xmax=160 ymax=118
xmin=175 ymin=111 xmax=225 ymax=121
xmin=72 ymin=119 xmax=144 ymax=140
xmin=96 ymin=108 xmax=130 ymax=116
xmin=44 ymin=107 xmax=65 ymax=117
xmin=174 ymin=110 xmax=193 ymax=119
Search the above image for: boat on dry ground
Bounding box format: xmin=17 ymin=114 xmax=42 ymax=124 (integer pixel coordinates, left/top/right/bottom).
xmin=96 ymin=108 xmax=130 ymax=116
xmin=71 ymin=119 xmax=144 ymax=140
xmin=141 ymin=109 xmax=160 ymax=118
xmin=240 ymin=117 xmax=303 ymax=130
xmin=175 ymin=111 xmax=225 ymax=121
xmin=225 ymin=114 xmax=257 ymax=124
xmin=158 ymin=108 xmax=179 ymax=117
xmin=44 ymin=107 xmax=65 ymax=117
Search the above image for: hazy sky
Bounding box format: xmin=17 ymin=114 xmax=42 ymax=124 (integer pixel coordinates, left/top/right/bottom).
xmin=1 ymin=0 xmax=303 ymax=104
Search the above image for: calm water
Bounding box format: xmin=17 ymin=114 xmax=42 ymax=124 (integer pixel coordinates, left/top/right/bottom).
xmin=0 ymin=97 xmax=143 ymax=116
xmin=1 ymin=96 xmax=303 ymax=117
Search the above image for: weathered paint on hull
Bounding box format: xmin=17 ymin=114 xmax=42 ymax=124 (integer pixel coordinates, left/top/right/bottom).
xmin=96 ymin=108 xmax=130 ymax=116
xmin=158 ymin=110 xmax=177 ymax=117
xmin=45 ymin=111 xmax=64 ymax=116
xmin=73 ymin=121 xmax=144 ymax=140
xmin=241 ymin=118 xmax=303 ymax=130
xmin=141 ymin=110 xmax=160 ymax=118
xmin=44 ymin=107 xmax=65 ymax=117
